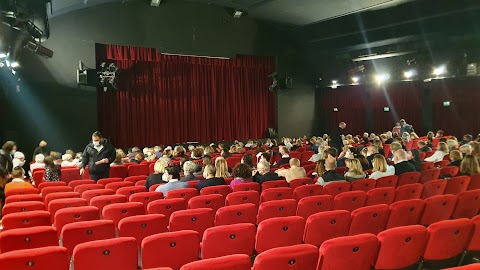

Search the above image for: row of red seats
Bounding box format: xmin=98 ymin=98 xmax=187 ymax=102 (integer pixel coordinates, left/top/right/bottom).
xmin=1 ymin=216 xmax=479 ymax=270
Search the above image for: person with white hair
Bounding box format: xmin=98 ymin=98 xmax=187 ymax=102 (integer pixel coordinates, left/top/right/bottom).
xmin=61 ymin=154 xmax=77 ymax=167
xmin=29 ymin=154 xmax=46 ymax=177
xmin=253 ymin=160 xmax=279 ymax=185
xmin=460 ymin=144 xmax=473 ymax=156
xmin=180 ymin=161 xmax=201 ymax=182
xmin=393 ymin=149 xmax=416 ymax=175
xmin=12 ymin=151 xmax=26 ymax=168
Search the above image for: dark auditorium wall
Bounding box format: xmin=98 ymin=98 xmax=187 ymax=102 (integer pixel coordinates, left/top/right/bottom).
xmin=2 ymin=0 xmax=284 ymax=157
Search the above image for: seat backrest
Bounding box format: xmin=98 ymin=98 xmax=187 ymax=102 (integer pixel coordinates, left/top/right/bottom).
xmin=394 ymin=183 xmax=423 ymax=202
xmin=199 ymin=185 xmax=231 ymax=198
xmin=142 ymin=230 xmax=200 ymax=270
xmin=102 ymin=202 xmax=145 ymax=228
xmin=421 ymin=180 xmax=447 ymax=199
xmin=41 ymin=186 xmax=73 ymax=199
xmin=261 ymin=180 xmax=288 ymax=190
xmin=420 ymin=169 xmax=441 ymax=184
xmin=293 ymin=185 xmax=323 ymax=201
xmin=296 ymin=195 xmax=334 ymax=220
xmin=333 ymin=190 xmax=367 ymax=212
xmin=48 ymin=197 xmax=88 ymax=223
xmin=421 ymin=162 xmax=435 ymax=171
xmin=5 ymin=187 xmax=39 ymax=197
xmin=468 ymin=173 xmax=480 ymax=190
xmin=466 ymin=215 xmax=480 ymax=252
xmin=127 ymin=164 xmax=149 ymax=177
xmin=397 ymin=172 xmax=421 ymax=187
xmin=118 ymin=214 xmax=168 ymax=246
xmin=452 ymin=190 xmax=480 ymax=219
xmin=116 ymin=186 xmax=147 ymax=200
xmin=0 ymin=226 xmax=57 ymax=253
xmin=74 ymin=184 xmax=104 ymax=195
xmin=81 ymin=189 xmax=115 ymax=204
xmin=351 ymin=179 xmax=377 ymax=192
xmin=323 ymin=182 xmax=351 ymax=197
xmin=387 ymin=199 xmax=425 ymax=229
xmin=124 ymin=175 xmax=148 ymax=184
xmin=109 ymin=166 xmax=128 ymax=179
xmin=376 ymin=175 xmax=398 ymax=188
xmin=55 ymin=206 xmax=100 ymax=236
xmin=105 ymin=181 xmax=134 ymax=192
xmin=289 ymin=178 xmax=314 ymax=189
xmin=73 ymin=237 xmax=137 ymax=270
xmin=440 ymin=166 xmax=460 ymax=178
xmin=37 ymin=181 xmax=67 ymax=192
xmin=252 ymin=244 xmax=319 ymax=270
xmin=188 ymin=194 xmax=224 ymax=213
xmin=259 ymin=187 xmax=294 ymax=203
xmin=232 ymin=182 xmax=261 ymax=192
xmin=257 ymin=199 xmax=297 ymax=224
xmin=303 ymin=210 xmax=351 ymax=247
xmin=375 ymin=225 xmax=428 ymax=269
xmin=181 ymin=254 xmax=251 ymax=270
xmin=2 ymin=210 xmax=51 ymax=230
xmin=165 ymin=188 xmax=198 ymax=202
xmin=90 ymin=194 xmax=128 ymax=214
xmin=255 ymin=216 xmax=306 ymax=254
xmin=201 ymin=223 xmax=256 ymax=259
xmin=68 ymin=180 xmax=96 ymax=189
xmin=97 ymin=177 xmax=123 ymax=186
xmin=44 ymin=191 xmax=80 ymax=207
xmin=61 ymin=168 xmax=82 ymax=184
xmin=317 ymin=234 xmax=378 ymax=270
xmin=5 ymin=194 xmax=43 ymax=204
xmin=169 ymin=208 xmax=215 ymax=237
xmin=365 ymin=187 xmax=396 ymax=206
xmin=225 ymin=190 xmax=260 ymax=208
xmin=349 ymin=204 xmax=390 ymax=235
xmin=61 ymin=219 xmax=116 ymax=255
xmin=445 ymin=176 xmax=471 ymax=195
xmin=0 ymin=246 xmax=69 ymax=270
xmin=420 ymin=194 xmax=457 ymax=226
xmin=2 ymin=201 xmax=45 ymax=216
xmin=129 ymin=191 xmax=164 ymax=210
xmin=147 ymin=198 xmax=187 ymax=220
xmin=424 ymin=218 xmax=473 ymax=261
xmin=214 ymin=203 xmax=257 ymax=226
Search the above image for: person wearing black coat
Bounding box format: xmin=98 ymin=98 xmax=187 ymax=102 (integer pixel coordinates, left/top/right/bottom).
xmin=393 ymin=149 xmax=417 ymax=175
xmin=195 ymin=165 xmax=226 ymax=192
xmin=80 ymin=131 xmax=116 ymax=181
xmin=329 ymin=122 xmax=346 ymax=154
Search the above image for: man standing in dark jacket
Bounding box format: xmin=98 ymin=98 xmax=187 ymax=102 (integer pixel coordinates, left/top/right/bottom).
xmin=329 ymin=122 xmax=346 ymax=154
xmin=79 ymin=131 xmax=115 ymax=181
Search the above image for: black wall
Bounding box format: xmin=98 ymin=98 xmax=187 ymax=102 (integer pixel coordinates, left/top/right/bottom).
xmin=1 ymin=0 xmax=292 ymax=159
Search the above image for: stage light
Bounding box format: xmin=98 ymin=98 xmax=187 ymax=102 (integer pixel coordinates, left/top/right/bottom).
xmin=150 ymin=0 xmax=161 ymax=6
xmin=351 ymin=77 xmax=359 ymax=84
xmin=374 ymin=73 xmax=390 ymax=84
xmin=332 ymin=80 xmax=338 ymax=84
xmin=433 ymin=65 xmax=447 ymax=76
xmin=0 ymin=53 xmax=6 ymax=59
xmin=331 ymin=80 xmax=338 ymax=89
xmin=404 ymin=70 xmax=415 ymax=79
xmin=10 ymin=61 xmax=19 ymax=68
xmin=233 ymin=10 xmax=243 ymax=18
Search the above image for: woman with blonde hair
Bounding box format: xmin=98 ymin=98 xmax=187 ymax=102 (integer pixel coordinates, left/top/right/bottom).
xmin=344 ymin=158 xmax=366 ymax=182
xmin=447 ymin=139 xmax=459 ymax=152
xmin=448 ymin=150 xmax=463 ymax=167
xmin=215 ymin=157 xmax=231 ymax=178
xmin=425 ymin=142 xmax=449 ymax=162
xmin=369 ymin=154 xmax=395 ymax=180
xmin=459 ymin=155 xmax=480 ymax=176
xmin=145 ymin=158 xmax=168 ymax=190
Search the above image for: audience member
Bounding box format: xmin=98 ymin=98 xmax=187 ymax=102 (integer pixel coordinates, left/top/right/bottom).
xmin=215 ymin=157 xmax=231 ymax=178
xmin=329 ymin=122 xmax=346 ymax=153
xmin=30 ymin=154 xmax=46 ymax=176
xmin=366 ymin=145 xmax=379 ymax=167
xmin=447 ymin=139 xmax=459 ymax=152
xmin=315 ymin=156 xmax=346 ymax=186
xmin=241 ymin=153 xmax=254 ymax=168
xmin=5 ymin=166 xmax=34 ymax=194
xmin=32 ymin=140 xmax=47 ymax=162
xmin=79 ymin=131 xmax=116 ymax=181
xmin=369 ymin=154 xmax=395 ymax=179
xmin=195 ymin=165 xmax=226 ymax=192
xmin=449 ymin=150 xmax=463 ymax=167
xmin=471 ymin=141 xmax=480 ymax=156
xmin=459 ymin=155 xmax=480 ymax=176
xmin=12 ymin=151 xmax=26 ymax=169
xmin=409 ymin=149 xmax=423 ymax=172
xmin=344 ymin=158 xmax=367 ymax=182
xmin=274 ymin=146 xmax=291 ymax=166
xmin=459 ymin=144 xmax=473 ymax=156
xmin=181 ymin=161 xmax=200 ymax=182
xmin=155 ymin=166 xmax=187 ymax=197
xmin=417 ymin=141 xmax=432 ymax=153
xmin=435 ymin=130 xmax=444 ymax=138
xmin=399 ymin=119 xmax=414 ymax=134
xmin=276 ymin=158 xmax=306 ymax=183
xmin=393 ymin=149 xmax=416 ymax=175
xmin=0 ymin=141 xmax=16 ymax=173
xmin=202 ymin=155 xmax=214 ymax=169
xmin=0 ymin=165 xmax=8 ymax=209
xmin=110 ymin=152 xmax=124 ymax=166
xmin=385 ymin=132 xmax=394 ymax=144
xmin=145 ymin=159 xmax=168 ymax=190
xmin=252 ymin=161 xmax=279 ymax=185
xmin=230 ymin=163 xmax=253 ymax=188
xmin=44 ymin=156 xmax=61 ymax=182
xmin=424 ymin=142 xmax=449 ymax=162
xmin=461 ymin=134 xmax=473 ymax=145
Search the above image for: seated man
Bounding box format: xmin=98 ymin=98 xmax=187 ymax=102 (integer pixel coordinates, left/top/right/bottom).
xmin=195 ymin=165 xmax=226 ymax=192
xmin=253 ymin=160 xmax=279 ymax=185
xmin=180 ymin=161 xmax=201 ymax=182
xmin=417 ymin=141 xmax=432 ymax=153
xmin=156 ymin=166 xmax=187 ymax=198
xmin=315 ymin=157 xmax=346 ymax=186
xmin=393 ymin=149 xmax=416 ymax=175
xmin=459 ymin=144 xmax=473 ymax=156
xmin=276 ymin=158 xmax=306 ymax=183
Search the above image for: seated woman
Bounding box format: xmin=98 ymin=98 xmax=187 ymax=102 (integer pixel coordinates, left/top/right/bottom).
xmin=215 ymin=157 xmax=231 ymax=178
xmin=241 ymin=153 xmax=254 ymax=169
xmin=355 ymin=154 xmax=372 ymax=170
xmin=409 ymin=149 xmax=423 ymax=172
xmin=110 ymin=152 xmax=124 ymax=166
xmin=202 ymin=155 xmax=214 ymax=169
xmin=155 ymin=166 xmax=187 ymax=198
xmin=5 ymin=166 xmax=34 ymax=194
xmin=344 ymin=158 xmax=367 ymax=182
xmin=44 ymin=156 xmax=61 ymax=182
xmin=195 ymin=165 xmax=226 ymax=192
xmin=458 ymin=155 xmax=480 ymax=176
xmin=229 ymin=163 xmax=253 ymax=188
xmin=30 ymin=154 xmax=45 ymax=177
xmin=145 ymin=158 xmax=168 ymax=190
xmin=448 ymin=150 xmax=463 ymax=167
xmin=369 ymin=154 xmax=395 ymax=180
xmin=425 ymin=142 xmax=449 ymax=163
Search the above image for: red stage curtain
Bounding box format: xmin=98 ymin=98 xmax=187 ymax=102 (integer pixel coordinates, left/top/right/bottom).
xmin=96 ymin=44 xmax=276 ymax=147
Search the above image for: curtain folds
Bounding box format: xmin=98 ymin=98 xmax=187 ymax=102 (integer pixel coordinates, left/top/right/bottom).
xmin=96 ymin=44 xmax=276 ymax=147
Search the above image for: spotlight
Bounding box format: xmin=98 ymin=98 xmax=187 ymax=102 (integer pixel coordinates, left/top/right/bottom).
xmin=150 ymin=0 xmax=161 ymax=6
xmin=331 ymin=80 xmax=338 ymax=89
xmin=332 ymin=80 xmax=338 ymax=84
xmin=404 ymin=70 xmax=415 ymax=79
xmin=433 ymin=65 xmax=447 ymax=76
xmin=5 ymin=60 xmax=10 ymax=67
xmin=10 ymin=61 xmax=19 ymax=68
xmin=374 ymin=73 xmax=390 ymax=84
xmin=233 ymin=10 xmax=243 ymax=18
xmin=0 ymin=53 xmax=6 ymax=59
xmin=351 ymin=77 xmax=359 ymax=84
